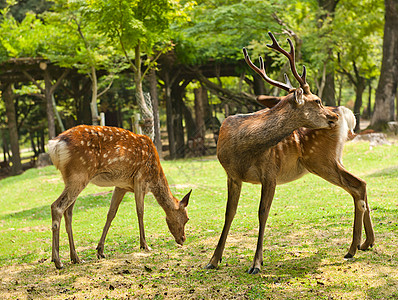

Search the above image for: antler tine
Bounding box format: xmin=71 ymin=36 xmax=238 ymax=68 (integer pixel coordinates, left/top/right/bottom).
xmin=243 ymin=47 xmax=291 ymax=92
xmin=283 ymin=74 xmax=293 ymax=90
xmin=266 ymin=32 xmax=310 ymax=93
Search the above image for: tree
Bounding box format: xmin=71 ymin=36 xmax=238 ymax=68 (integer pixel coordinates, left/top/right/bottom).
xmin=333 ymin=0 xmax=383 ymax=131
xmin=2 ymin=83 xmax=22 ymax=175
xmin=42 ymin=0 xmax=126 ymax=126
xmin=371 ymin=0 xmax=398 ymax=130
xmin=87 ymin=0 xmax=183 ymax=139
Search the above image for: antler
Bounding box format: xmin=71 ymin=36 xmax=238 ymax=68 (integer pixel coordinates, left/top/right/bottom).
xmin=243 ymin=48 xmax=292 ymax=92
xmin=266 ymin=32 xmax=310 ymax=93
xmin=243 ymin=32 xmax=311 ymax=94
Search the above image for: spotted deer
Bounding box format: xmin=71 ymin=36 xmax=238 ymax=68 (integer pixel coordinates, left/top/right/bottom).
xmin=48 ymin=125 xmax=191 ymax=269
xmin=205 ymin=32 xmax=342 ymax=274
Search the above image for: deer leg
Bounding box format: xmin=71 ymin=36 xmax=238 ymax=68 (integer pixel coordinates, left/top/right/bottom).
xmin=248 ymin=180 xmax=276 ymax=274
xmin=51 ymin=183 xmax=86 ymax=269
xmin=205 ymin=177 xmax=242 ymax=270
xmin=134 ymin=182 xmax=151 ymax=251
xmin=64 ymin=201 xmax=80 ymax=264
xmin=305 ymin=161 xmax=374 ymax=258
xmin=96 ymin=187 xmax=127 ymax=259
xmin=360 ymin=195 xmax=375 ymax=251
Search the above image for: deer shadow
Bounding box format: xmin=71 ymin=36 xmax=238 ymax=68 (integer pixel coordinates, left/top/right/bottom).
xmin=0 ymin=191 xmax=125 ymax=221
xmin=367 ymin=166 xmax=398 ymax=178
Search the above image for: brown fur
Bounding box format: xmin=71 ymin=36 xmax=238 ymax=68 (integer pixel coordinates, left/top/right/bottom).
xmin=206 ymin=102 xmax=374 ymax=274
xmin=48 ymin=125 xmax=191 ymax=269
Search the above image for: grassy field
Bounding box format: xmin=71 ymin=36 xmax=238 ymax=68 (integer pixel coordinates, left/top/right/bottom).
xmin=0 ymin=138 xmax=397 ymax=299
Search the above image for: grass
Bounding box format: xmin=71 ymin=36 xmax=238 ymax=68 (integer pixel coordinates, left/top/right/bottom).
xmin=0 ymin=138 xmax=397 ymax=299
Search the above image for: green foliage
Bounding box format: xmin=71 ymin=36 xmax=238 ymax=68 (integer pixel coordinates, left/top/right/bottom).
xmin=0 ymin=9 xmax=46 ymax=61
xmin=176 ymin=0 xmax=281 ymax=64
xmin=40 ymin=0 xmax=126 ymax=74
xmin=334 ymin=0 xmax=384 ymax=79
xmin=86 ymin=0 xmax=182 ymax=58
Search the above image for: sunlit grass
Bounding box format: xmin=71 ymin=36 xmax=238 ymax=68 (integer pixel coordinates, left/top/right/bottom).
xmin=0 ymin=139 xmax=397 ymax=299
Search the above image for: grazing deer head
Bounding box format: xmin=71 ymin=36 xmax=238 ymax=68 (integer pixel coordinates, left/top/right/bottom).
xmin=48 ymin=125 xmax=191 ymax=269
xmin=204 ymin=32 xmax=357 ymax=274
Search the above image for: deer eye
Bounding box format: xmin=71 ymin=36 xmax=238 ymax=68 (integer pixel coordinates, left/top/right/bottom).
xmin=315 ymin=99 xmax=321 ymax=105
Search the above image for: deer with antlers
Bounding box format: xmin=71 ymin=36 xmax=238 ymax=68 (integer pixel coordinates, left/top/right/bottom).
xmin=204 ymin=32 xmax=374 ymax=274
xmin=48 ymin=126 xmax=191 ymax=269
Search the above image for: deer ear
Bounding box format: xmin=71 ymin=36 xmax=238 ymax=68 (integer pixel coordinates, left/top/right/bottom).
xmin=256 ymin=95 xmax=282 ymax=108
xmin=294 ymin=88 xmax=304 ymax=106
xmin=180 ymin=189 xmax=191 ymax=208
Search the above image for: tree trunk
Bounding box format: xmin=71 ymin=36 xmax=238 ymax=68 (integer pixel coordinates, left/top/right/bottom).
xmin=44 ymin=70 xmax=56 ymax=139
xmin=134 ymin=43 xmax=154 ymax=139
xmin=164 ymin=72 xmax=176 ymax=159
xmin=337 ymin=75 xmax=343 ymax=106
xmin=317 ymin=0 xmax=338 ymax=106
xmin=182 ymin=100 xmax=197 ymax=141
xmin=30 ymin=131 xmax=38 ymax=157
xmin=194 ymin=86 xmax=206 ymax=139
xmin=149 ymin=69 xmax=162 ymax=158
xmin=354 ymin=78 xmax=366 ymax=132
xmin=90 ymin=65 xmax=100 ymax=125
xmin=39 ymin=129 xmax=45 ymax=153
xmin=171 ymin=81 xmax=186 ymax=158
xmin=3 ymin=84 xmax=22 ymax=175
xmin=368 ymin=81 xmax=373 ymax=119
xmin=371 ymin=0 xmax=398 ymax=130
xmin=2 ymin=129 xmax=9 ymax=162
xmin=322 ymin=70 xmax=336 ymax=106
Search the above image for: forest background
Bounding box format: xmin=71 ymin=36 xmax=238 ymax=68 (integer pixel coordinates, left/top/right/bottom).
xmin=0 ymin=0 xmax=397 ymax=176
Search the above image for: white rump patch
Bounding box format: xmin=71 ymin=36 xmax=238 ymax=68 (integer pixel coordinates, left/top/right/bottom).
xmin=47 ymin=139 xmax=71 ymax=170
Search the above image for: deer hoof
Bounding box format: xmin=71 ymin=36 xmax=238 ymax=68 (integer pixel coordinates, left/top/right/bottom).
xmin=71 ymin=257 xmax=81 ymax=264
xmin=204 ymin=263 xmax=217 ymax=270
xmin=141 ymin=245 xmax=152 ymax=251
xmin=53 ymin=260 xmax=64 ymax=269
xmin=359 ymin=242 xmax=374 ymax=251
xmin=247 ymin=267 xmax=261 ymax=274
xmin=96 ymin=252 xmax=105 ymax=259
xmin=344 ymin=253 xmax=354 ymax=260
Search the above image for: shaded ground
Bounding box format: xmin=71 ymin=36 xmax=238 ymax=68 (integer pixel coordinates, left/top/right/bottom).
xmin=1 ymin=228 xmax=398 ymax=300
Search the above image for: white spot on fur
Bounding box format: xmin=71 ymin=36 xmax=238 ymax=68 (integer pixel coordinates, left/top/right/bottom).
xmin=103 ymin=153 xmax=108 ymax=158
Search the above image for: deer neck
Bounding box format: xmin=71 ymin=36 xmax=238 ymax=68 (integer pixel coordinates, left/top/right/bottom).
xmin=236 ymin=102 xmax=302 ymax=150
xmin=150 ymin=168 xmax=178 ymax=212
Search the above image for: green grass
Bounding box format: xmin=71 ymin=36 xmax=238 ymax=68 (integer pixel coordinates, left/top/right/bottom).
xmin=0 ymin=139 xmax=397 ymax=299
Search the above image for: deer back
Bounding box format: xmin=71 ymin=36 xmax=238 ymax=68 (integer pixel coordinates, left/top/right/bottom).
xmin=48 ymin=125 xmax=161 ymax=190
